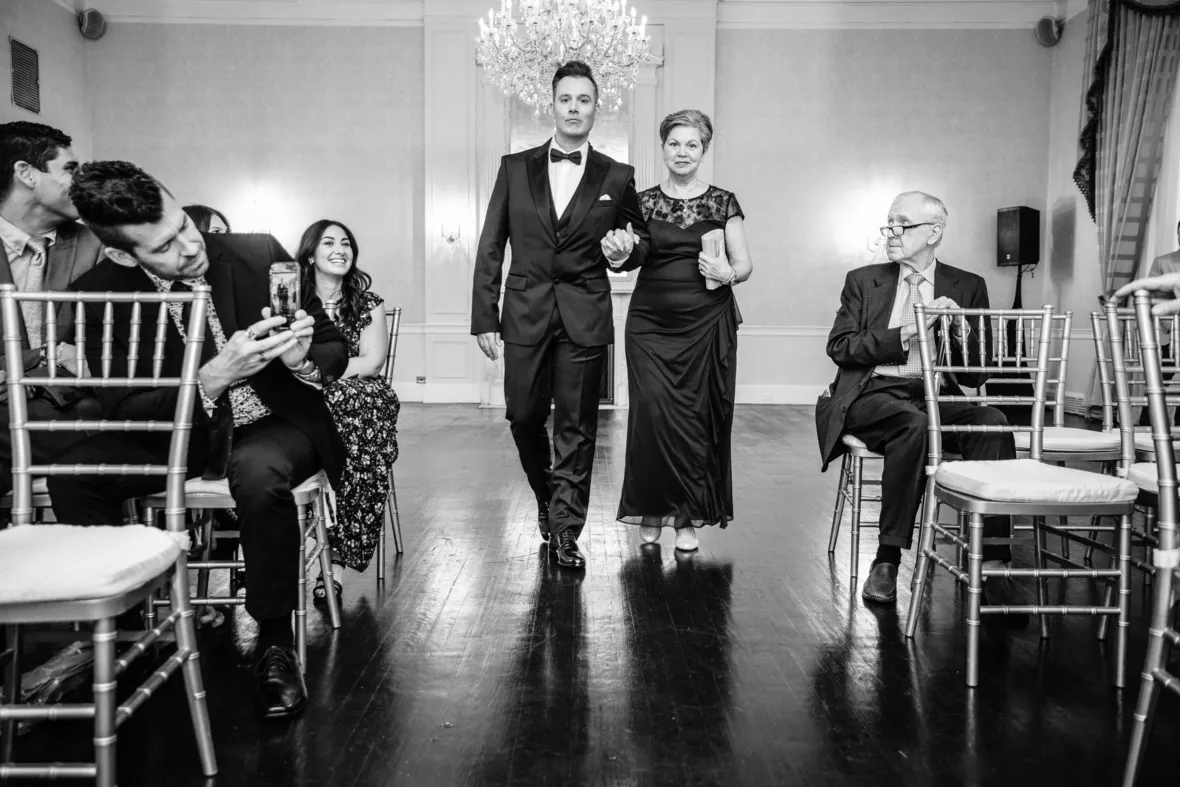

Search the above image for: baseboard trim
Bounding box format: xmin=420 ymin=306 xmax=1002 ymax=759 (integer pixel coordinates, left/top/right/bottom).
xmin=396 ymin=382 xmax=481 ymax=404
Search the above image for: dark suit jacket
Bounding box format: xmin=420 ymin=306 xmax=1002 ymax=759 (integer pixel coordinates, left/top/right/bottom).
xmin=471 ymin=141 xmax=650 ymax=347
xmin=815 ymin=260 xmax=995 ymax=472
xmin=0 ymin=220 xmax=102 ymax=368
xmin=68 ymin=232 xmax=348 ymax=484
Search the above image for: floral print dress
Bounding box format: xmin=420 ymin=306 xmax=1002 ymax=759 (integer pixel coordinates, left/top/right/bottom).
xmin=324 ymin=290 xmax=401 ymax=571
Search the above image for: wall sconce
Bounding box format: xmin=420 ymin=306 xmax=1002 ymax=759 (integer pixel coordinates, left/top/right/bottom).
xmin=441 ymin=224 xmax=461 ymax=244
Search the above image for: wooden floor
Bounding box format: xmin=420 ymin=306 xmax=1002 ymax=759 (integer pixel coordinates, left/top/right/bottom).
xmin=9 ymin=404 xmax=1180 ymax=786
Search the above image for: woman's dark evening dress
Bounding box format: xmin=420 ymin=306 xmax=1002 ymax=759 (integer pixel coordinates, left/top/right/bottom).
xmin=617 ymin=185 xmax=743 ymax=530
xmin=324 ymin=291 xmax=401 ymax=571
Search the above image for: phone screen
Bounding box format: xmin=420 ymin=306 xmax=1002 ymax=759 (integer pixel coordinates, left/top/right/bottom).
xmin=269 ymin=262 xmax=300 ymax=326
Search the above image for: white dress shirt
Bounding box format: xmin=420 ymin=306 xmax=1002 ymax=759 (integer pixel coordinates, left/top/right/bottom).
xmin=0 ymin=214 xmax=56 ymax=292
xmin=548 ymin=139 xmax=589 ymax=219
xmin=874 ymin=262 xmax=936 ymax=378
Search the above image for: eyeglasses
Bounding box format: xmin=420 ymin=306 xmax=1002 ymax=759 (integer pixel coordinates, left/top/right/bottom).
xmin=879 ymin=222 xmax=937 ymax=238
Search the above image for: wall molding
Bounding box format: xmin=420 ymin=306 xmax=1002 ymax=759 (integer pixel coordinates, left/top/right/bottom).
xmin=91 ymin=0 xmax=1081 ymax=29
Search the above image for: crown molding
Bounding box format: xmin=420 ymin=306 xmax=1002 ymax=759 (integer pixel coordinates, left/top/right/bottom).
xmin=93 ymin=0 xmax=426 ymax=27
xmin=717 ymin=1 xmax=1070 ymax=30
xmin=87 ymin=0 xmax=1086 ymax=29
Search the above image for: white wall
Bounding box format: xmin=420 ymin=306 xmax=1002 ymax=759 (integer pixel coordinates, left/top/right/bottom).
xmin=0 ymin=0 xmax=92 ymax=157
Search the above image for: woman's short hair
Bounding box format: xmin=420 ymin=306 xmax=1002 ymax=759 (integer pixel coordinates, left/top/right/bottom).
xmin=182 ymin=204 xmax=231 ymax=233
xmin=659 ymin=109 xmax=714 ymax=152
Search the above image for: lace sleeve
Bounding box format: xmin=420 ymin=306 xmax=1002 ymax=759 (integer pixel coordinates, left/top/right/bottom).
xmin=726 ymin=192 xmax=745 ymax=222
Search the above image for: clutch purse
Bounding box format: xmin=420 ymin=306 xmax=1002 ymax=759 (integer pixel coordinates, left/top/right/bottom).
xmin=701 ymin=229 xmax=726 ymax=291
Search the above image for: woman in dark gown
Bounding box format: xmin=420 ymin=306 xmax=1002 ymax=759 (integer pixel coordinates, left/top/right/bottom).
xmin=296 ymin=219 xmax=401 ymax=603
xmin=617 ymin=110 xmax=754 ymax=551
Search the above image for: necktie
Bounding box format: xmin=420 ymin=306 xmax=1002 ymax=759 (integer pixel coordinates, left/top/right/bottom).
xmin=550 ymin=148 xmax=582 ymax=165
xmin=21 ymin=235 xmax=49 ymax=348
xmin=899 ymin=272 xmax=926 ymax=378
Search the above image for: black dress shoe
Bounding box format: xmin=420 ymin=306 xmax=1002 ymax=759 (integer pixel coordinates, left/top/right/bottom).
xmin=861 ymin=562 xmax=898 ymax=604
xmin=550 ymin=530 xmax=585 ymax=569
xmin=537 ymin=500 xmax=551 ymax=542
xmin=255 ymin=646 xmax=308 ymax=720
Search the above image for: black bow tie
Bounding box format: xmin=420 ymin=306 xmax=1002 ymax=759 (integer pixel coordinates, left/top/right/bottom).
xmin=550 ymin=148 xmax=582 ymax=166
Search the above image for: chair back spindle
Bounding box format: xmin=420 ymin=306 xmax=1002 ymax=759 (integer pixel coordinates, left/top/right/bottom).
xmin=914 ymin=304 xmax=1057 ymax=470
xmin=0 ymin=284 xmax=210 ymax=530
xmin=383 ymin=306 xmax=402 ymax=387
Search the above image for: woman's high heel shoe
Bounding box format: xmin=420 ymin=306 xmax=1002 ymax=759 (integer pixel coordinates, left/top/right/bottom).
xmin=674 ymin=526 xmax=699 ymax=552
xmin=640 ymin=526 xmax=661 ymax=544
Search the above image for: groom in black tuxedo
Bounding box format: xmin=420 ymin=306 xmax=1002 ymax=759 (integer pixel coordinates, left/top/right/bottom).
xmin=472 ymin=61 xmax=649 ymax=568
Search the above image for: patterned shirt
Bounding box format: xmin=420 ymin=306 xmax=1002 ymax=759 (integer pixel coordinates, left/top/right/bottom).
xmin=145 ymin=272 xmax=270 ymax=427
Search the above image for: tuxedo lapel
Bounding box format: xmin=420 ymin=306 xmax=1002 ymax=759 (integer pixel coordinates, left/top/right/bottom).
xmin=865 ymin=264 xmax=898 ymax=329
xmin=525 ymin=144 xmax=557 ymax=242
xmin=561 ymin=148 xmax=608 ymax=240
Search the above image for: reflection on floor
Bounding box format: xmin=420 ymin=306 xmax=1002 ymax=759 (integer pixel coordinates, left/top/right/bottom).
xmin=8 ymin=404 xmax=1179 ymax=786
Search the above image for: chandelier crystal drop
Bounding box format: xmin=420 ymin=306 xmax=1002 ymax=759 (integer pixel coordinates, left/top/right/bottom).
xmin=476 ymin=0 xmax=652 ymax=112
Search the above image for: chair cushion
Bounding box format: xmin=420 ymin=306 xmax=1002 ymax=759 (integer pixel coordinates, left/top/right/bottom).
xmin=1128 ymin=462 xmax=1174 ymax=494
xmin=146 ymin=470 xmax=329 ymax=505
xmin=841 ymin=434 xmax=882 ymax=458
xmin=1013 ymin=427 xmax=1121 ymax=453
xmin=935 ymin=458 xmax=1138 ymax=504
xmin=1133 ymin=432 xmax=1180 ymax=455
xmin=0 ymin=525 xmax=182 ymax=604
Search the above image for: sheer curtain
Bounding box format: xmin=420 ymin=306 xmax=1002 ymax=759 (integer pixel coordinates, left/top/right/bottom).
xmin=1073 ymin=0 xmax=1180 ymax=293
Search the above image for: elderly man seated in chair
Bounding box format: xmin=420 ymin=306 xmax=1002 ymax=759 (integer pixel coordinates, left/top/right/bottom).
xmin=816 ymin=191 xmax=1025 ymax=614
xmin=47 ymin=161 xmax=348 ymax=721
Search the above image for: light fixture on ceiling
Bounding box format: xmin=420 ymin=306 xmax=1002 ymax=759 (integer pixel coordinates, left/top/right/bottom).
xmin=476 ymin=0 xmax=652 ymax=113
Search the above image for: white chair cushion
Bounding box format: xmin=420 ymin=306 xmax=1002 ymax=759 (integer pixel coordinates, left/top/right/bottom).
xmin=1013 ymin=427 xmax=1121 ymax=453
xmin=841 ymin=434 xmax=882 ymax=458
xmin=148 ymin=470 xmax=329 ymax=505
xmin=0 ymin=525 xmax=182 ymax=604
xmin=935 ymin=458 xmax=1138 ymax=504
xmin=1128 ymin=462 xmax=1172 ymax=494
xmin=1133 ymin=432 xmax=1180 ymax=455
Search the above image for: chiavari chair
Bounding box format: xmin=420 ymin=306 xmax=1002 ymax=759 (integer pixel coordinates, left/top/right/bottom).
xmin=1118 ymin=291 xmax=1180 ymax=786
xmin=0 ymin=284 xmax=216 ymax=785
xmin=376 ymin=306 xmax=404 ymax=579
xmin=903 ymin=304 xmax=1138 ymax=687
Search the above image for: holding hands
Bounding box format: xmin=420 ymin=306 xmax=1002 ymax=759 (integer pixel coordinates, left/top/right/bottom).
xmin=601 ymin=223 xmax=640 ymax=267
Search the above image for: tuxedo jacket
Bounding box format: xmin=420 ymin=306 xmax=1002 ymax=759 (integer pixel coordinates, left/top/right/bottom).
xmin=0 ymin=220 xmax=102 ymax=368
xmin=815 ymin=260 xmax=995 ymax=472
xmin=69 ymin=233 xmax=348 ymax=484
xmin=471 ymin=141 xmax=650 ymax=347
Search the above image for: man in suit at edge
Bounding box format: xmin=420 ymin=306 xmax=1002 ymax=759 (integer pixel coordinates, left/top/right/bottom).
xmin=0 ymin=122 xmax=103 ymax=497
xmin=50 ymin=160 xmax=347 ymax=720
xmin=816 ymin=191 xmax=1024 ymax=611
xmin=471 ymin=60 xmax=649 ymax=569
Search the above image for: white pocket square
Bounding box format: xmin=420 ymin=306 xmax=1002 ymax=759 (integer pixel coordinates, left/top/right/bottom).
xmin=598 ymin=194 xmax=612 ymax=201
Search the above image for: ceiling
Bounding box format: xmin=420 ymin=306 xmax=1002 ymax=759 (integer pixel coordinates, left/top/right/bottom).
xmin=60 ymin=0 xmax=1087 ymax=30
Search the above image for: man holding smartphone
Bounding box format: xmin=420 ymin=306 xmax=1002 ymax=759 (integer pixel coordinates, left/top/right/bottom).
xmin=48 ymin=161 xmax=347 ymax=721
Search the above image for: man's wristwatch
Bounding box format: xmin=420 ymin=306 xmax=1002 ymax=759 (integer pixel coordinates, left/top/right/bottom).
xmin=292 ymin=358 xmax=322 ymax=382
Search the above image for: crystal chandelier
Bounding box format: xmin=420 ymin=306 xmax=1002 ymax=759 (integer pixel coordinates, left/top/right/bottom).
xmin=476 ymin=0 xmax=651 ymax=112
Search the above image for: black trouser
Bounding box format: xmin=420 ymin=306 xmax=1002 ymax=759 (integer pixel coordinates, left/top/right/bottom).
xmin=845 ymin=376 xmax=1014 ymax=562
xmin=503 ymin=308 xmax=606 ymax=540
xmin=48 ymin=415 xmax=320 ymax=621
xmin=0 ymin=394 xmax=100 ymax=500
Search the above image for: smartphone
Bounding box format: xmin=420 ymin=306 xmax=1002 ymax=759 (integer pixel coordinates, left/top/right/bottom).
xmin=269 ymin=262 xmax=300 ymax=327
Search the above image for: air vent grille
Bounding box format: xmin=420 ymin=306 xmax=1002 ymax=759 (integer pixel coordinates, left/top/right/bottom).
xmin=10 ymin=38 xmax=40 ymax=115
